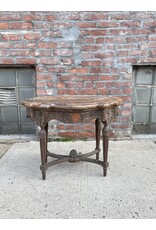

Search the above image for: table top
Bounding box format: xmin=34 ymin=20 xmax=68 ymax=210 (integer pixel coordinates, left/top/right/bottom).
xmin=22 ymin=95 xmax=123 ymax=111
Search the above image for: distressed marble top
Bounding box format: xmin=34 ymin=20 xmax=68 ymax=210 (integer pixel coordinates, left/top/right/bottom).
xmin=22 ymin=95 xmax=123 ymax=111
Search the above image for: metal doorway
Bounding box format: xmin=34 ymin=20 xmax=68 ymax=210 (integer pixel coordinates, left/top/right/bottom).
xmin=132 ymin=66 xmax=156 ymax=134
xmin=0 ymin=67 xmax=36 ymax=134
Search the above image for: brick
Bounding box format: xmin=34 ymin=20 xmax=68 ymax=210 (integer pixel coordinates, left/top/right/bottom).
xmin=78 ymin=75 xmax=99 ymax=81
xmin=37 ymin=50 xmax=51 ymax=57
xmin=96 ymin=38 xmax=104 ymax=43
xmin=123 ymin=103 xmax=131 ymax=109
xmin=117 ymin=51 xmax=128 ymax=57
xmin=24 ymin=33 xmax=40 ymax=40
xmin=110 ymin=13 xmax=130 ymax=20
xmin=0 ymin=22 xmax=9 ymax=29
xmin=82 ymin=45 xmax=102 ymax=52
xmin=0 ymin=13 xmax=22 ymax=21
xmin=99 ymin=75 xmax=119 ymax=81
xmin=110 ymin=89 xmax=123 ymax=95
xmin=38 ymin=42 xmax=57 ymax=48
xmin=36 ymin=66 xmax=47 ymax=73
xmin=105 ymin=82 xmax=123 ymax=88
xmin=105 ymin=37 xmax=115 ymax=43
xmin=81 ymin=13 xmax=109 ymax=20
xmin=130 ymin=50 xmax=148 ymax=56
xmin=76 ymin=22 xmax=96 ymax=28
xmin=109 ymin=29 xmax=131 ymax=36
xmin=118 ymin=57 xmax=137 ymax=63
xmin=0 ymin=42 xmax=14 ymax=48
xmin=106 ymin=44 xmax=115 ymax=50
xmin=75 ymin=82 xmax=84 ymax=88
xmin=9 ymin=50 xmax=35 ymax=56
xmin=0 ymin=50 xmax=8 ymax=56
xmin=123 ymin=88 xmax=132 ymax=95
xmin=120 ymin=21 xmax=141 ymax=27
xmin=85 ymin=82 xmax=94 ymax=88
xmin=115 ymin=37 xmax=125 ymax=43
xmin=90 ymin=68 xmax=103 ymax=73
xmin=69 ymin=68 xmax=89 ymax=74
xmin=23 ymin=13 xmax=42 ymax=21
xmin=40 ymin=57 xmax=59 ymax=65
xmin=10 ymin=22 xmax=33 ymax=29
xmin=82 ymin=30 xmax=107 ymax=36
xmin=65 ymin=13 xmax=80 ymax=20
xmin=131 ymin=29 xmax=151 ymax=35
xmin=123 ymin=44 xmax=137 ymax=49
xmin=84 ymin=38 xmax=94 ymax=44
xmin=15 ymin=58 xmax=36 ymax=64
xmin=0 ymin=58 xmax=14 ymax=64
xmin=145 ymin=58 xmax=156 ymax=63
xmin=14 ymin=42 xmax=36 ymax=49
xmin=81 ymin=60 xmax=102 ymax=67
xmin=60 ymin=50 xmax=73 ymax=57
xmin=94 ymin=52 xmax=114 ymax=59
xmin=121 ymin=109 xmax=131 ymax=116
xmin=47 ymin=67 xmax=67 ymax=73
xmin=98 ymin=21 xmax=119 ymax=28
xmin=2 ymin=34 xmax=22 ymax=41
xmin=81 ymin=53 xmax=93 ymax=59
xmin=36 ymin=74 xmax=53 ymax=81
xmin=46 ymin=15 xmax=58 ymax=20
xmin=95 ymin=82 xmax=104 ymax=88
xmin=79 ymin=89 xmax=97 ymax=95
xmin=58 ymin=89 xmax=78 ymax=95
xmin=144 ymin=21 xmax=156 ymax=28
xmin=98 ymin=88 xmax=108 ymax=95
xmin=130 ymin=12 xmax=154 ymax=19
xmin=36 ymin=89 xmax=47 ymax=96
xmin=57 ymin=82 xmax=64 ymax=88
xmin=59 ymin=75 xmax=77 ymax=82
xmin=46 ymin=82 xmax=54 ymax=88
xmin=36 ymin=81 xmax=45 ymax=88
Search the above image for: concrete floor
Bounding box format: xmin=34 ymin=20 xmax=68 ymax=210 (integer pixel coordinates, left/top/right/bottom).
xmin=0 ymin=139 xmax=156 ymax=219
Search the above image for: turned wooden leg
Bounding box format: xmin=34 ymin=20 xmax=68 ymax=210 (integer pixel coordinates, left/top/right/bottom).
xmin=102 ymin=121 xmax=109 ymax=177
xmin=45 ymin=123 xmax=48 ymax=163
xmin=95 ymin=118 xmax=101 ymax=160
xmin=40 ymin=126 xmax=47 ymax=180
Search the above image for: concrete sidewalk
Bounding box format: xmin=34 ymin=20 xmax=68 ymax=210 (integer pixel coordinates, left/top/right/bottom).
xmin=0 ymin=139 xmax=156 ymax=219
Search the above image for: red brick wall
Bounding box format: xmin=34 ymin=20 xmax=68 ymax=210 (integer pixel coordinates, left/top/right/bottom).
xmin=0 ymin=11 xmax=156 ymax=138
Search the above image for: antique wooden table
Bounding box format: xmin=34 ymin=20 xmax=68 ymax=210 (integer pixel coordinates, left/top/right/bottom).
xmin=22 ymin=95 xmax=122 ymax=180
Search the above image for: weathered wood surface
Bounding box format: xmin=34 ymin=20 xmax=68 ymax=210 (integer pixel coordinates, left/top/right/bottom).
xmin=22 ymin=95 xmax=123 ymax=111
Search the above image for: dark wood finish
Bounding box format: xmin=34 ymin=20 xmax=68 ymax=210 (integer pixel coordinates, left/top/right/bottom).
xmin=22 ymin=95 xmax=122 ymax=180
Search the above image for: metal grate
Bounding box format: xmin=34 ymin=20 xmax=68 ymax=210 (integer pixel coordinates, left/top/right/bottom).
xmin=0 ymin=88 xmax=16 ymax=105
xmin=132 ymin=66 xmax=156 ymax=134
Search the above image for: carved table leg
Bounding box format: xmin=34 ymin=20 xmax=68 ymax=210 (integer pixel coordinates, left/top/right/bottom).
xmin=102 ymin=121 xmax=109 ymax=177
xmin=95 ymin=118 xmax=101 ymax=160
xmin=40 ymin=126 xmax=47 ymax=180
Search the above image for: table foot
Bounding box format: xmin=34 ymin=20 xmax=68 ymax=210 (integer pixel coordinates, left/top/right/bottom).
xmin=103 ymin=162 xmax=109 ymax=177
xmin=103 ymin=169 xmax=107 ymax=177
xmin=42 ymin=171 xmax=46 ymax=180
